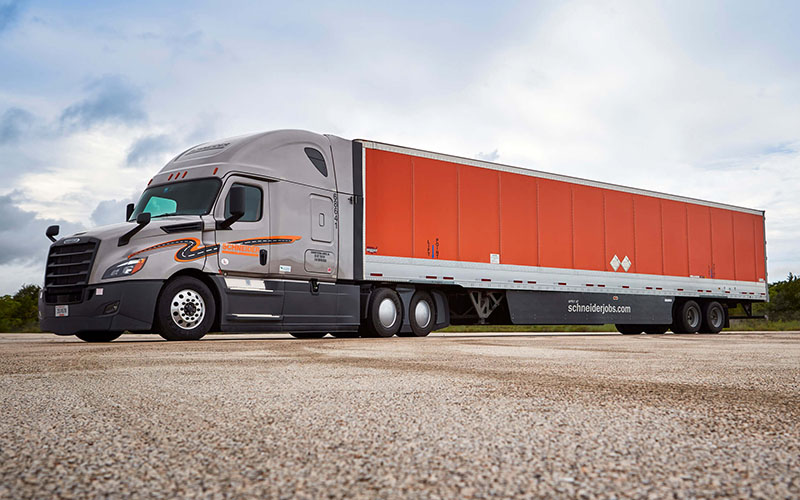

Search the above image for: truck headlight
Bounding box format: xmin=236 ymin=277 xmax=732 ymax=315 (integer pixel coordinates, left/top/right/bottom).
xmin=102 ymin=257 xmax=147 ymax=279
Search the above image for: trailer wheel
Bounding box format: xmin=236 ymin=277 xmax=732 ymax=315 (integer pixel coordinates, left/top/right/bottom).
xmin=363 ymin=288 xmax=402 ymax=338
xmin=616 ymin=324 xmax=643 ymax=335
xmin=398 ymin=291 xmax=435 ymax=337
xmin=290 ymin=332 xmax=328 ymax=339
xmin=699 ymin=301 xmax=725 ymax=334
xmin=75 ymin=331 xmax=122 ymax=343
xmin=155 ymin=277 xmax=215 ymax=341
xmin=643 ymin=325 xmax=669 ymax=335
xmin=672 ymin=300 xmax=701 ymax=334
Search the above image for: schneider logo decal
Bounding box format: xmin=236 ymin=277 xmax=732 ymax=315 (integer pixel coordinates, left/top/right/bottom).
xmin=128 ymin=236 xmax=301 ymax=262
xmin=567 ymin=302 xmax=632 ymax=314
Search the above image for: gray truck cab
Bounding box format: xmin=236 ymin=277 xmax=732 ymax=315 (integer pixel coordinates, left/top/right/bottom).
xmin=39 ymin=129 xmax=364 ymax=341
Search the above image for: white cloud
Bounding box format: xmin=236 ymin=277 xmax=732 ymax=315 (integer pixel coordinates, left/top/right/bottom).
xmin=0 ymin=0 xmax=798 ymax=293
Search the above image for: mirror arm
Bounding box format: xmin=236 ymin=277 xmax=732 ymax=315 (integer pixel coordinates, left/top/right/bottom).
xmin=216 ymin=212 xmax=243 ymax=230
xmin=118 ymin=215 xmax=151 ymax=247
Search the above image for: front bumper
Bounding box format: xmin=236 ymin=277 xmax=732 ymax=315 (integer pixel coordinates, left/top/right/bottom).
xmin=39 ymin=280 xmax=163 ymax=336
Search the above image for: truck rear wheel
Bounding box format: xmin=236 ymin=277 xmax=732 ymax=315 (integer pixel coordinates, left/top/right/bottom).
xmin=616 ymin=324 xmax=643 ymax=335
xmin=672 ymin=300 xmax=701 ymax=334
xmin=398 ymin=291 xmax=435 ymax=337
xmin=155 ymin=277 xmax=215 ymax=341
xmin=699 ymin=301 xmax=725 ymax=334
xmin=362 ymin=288 xmax=402 ymax=338
xmin=75 ymin=331 xmax=122 ymax=343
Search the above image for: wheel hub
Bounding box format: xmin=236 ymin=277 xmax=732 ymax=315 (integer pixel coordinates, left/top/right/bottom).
xmin=414 ymin=300 xmax=431 ymax=329
xmin=377 ymin=298 xmax=398 ymax=329
xmin=687 ymin=308 xmax=699 ymax=328
xmin=170 ymin=289 xmax=206 ymax=330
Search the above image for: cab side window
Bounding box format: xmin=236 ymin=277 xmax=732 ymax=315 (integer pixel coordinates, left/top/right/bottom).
xmin=224 ymin=183 xmax=262 ymax=222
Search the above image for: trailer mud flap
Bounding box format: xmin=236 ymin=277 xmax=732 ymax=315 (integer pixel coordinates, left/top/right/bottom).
xmin=506 ymin=291 xmax=674 ymax=325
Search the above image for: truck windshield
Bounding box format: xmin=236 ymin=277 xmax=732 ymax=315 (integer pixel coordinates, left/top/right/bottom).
xmin=130 ymin=178 xmax=222 ymax=220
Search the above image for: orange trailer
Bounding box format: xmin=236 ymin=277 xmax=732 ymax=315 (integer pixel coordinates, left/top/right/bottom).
xmin=357 ymin=139 xmax=767 ymax=335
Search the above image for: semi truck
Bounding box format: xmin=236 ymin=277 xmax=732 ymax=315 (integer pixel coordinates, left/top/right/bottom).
xmin=39 ymin=129 xmax=768 ymax=342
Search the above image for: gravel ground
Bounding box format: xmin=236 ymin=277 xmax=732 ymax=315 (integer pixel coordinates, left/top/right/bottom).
xmin=0 ymin=332 xmax=798 ymax=499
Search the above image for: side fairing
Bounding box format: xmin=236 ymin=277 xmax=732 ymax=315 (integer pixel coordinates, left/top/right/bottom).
xmin=268 ymin=180 xmax=339 ymax=281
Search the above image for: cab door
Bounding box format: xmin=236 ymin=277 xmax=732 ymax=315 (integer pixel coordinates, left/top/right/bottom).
xmin=215 ymin=177 xmax=271 ymax=276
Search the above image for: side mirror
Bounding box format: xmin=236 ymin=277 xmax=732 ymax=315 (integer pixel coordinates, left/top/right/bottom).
xmin=217 ymin=186 xmax=246 ymax=229
xmin=126 ymin=203 xmax=135 ymax=221
xmin=46 ymin=225 xmax=60 ymax=242
xmin=118 ymin=212 xmax=151 ymax=246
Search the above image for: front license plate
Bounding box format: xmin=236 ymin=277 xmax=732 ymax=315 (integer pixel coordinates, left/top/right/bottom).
xmin=55 ymin=305 xmax=69 ymax=317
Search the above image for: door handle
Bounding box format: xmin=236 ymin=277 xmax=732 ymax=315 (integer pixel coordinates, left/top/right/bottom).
xmin=259 ymin=249 xmax=268 ymax=266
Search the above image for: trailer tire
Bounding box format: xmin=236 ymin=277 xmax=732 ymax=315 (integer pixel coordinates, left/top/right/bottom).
xmin=363 ymin=288 xmax=402 ymax=338
xmin=75 ymin=331 xmax=122 ymax=343
xmin=672 ymin=300 xmax=701 ymax=334
xmin=290 ymin=332 xmax=328 ymax=339
xmin=699 ymin=301 xmax=725 ymax=334
xmin=616 ymin=324 xmax=643 ymax=335
xmin=643 ymin=325 xmax=669 ymax=334
xmin=155 ymin=277 xmax=215 ymax=341
xmin=399 ymin=291 xmax=435 ymax=337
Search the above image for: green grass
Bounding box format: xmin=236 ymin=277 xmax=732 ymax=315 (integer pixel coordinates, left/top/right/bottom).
xmin=726 ymin=319 xmax=800 ymax=331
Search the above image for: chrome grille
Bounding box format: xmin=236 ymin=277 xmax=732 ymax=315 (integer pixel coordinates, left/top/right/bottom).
xmin=44 ymin=238 xmax=99 ymax=304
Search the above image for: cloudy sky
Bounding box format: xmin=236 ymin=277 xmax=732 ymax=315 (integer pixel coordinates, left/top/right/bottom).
xmin=0 ymin=0 xmax=798 ymax=293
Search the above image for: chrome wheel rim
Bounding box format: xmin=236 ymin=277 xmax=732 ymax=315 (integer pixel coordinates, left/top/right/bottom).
xmin=377 ymin=297 xmax=398 ymax=329
xmin=414 ymin=300 xmax=432 ymax=329
xmin=170 ymin=289 xmax=205 ymax=330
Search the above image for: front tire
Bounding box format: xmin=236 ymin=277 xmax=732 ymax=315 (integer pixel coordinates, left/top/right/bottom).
xmin=155 ymin=277 xmax=215 ymax=341
xmin=672 ymin=300 xmax=702 ymax=334
xmin=75 ymin=331 xmax=122 ymax=343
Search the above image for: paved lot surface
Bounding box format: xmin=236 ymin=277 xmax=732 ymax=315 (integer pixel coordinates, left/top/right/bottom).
xmin=1 ymin=332 xmax=798 ymax=499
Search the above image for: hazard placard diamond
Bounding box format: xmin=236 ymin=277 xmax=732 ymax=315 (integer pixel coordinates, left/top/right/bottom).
xmin=610 ymin=254 xmax=621 ymax=271
xmin=621 ymin=255 xmax=631 ymax=272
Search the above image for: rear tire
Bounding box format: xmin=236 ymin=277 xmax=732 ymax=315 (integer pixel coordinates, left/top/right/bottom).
xmin=672 ymin=300 xmax=701 ymax=334
xmin=644 ymin=325 xmax=669 ymax=334
xmin=75 ymin=331 xmax=122 ymax=343
xmin=155 ymin=277 xmax=215 ymax=341
xmin=616 ymin=324 xmax=643 ymax=335
xmin=362 ymin=288 xmax=402 ymax=338
xmin=700 ymin=301 xmax=725 ymax=334
xmin=398 ymin=291 xmax=435 ymax=337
